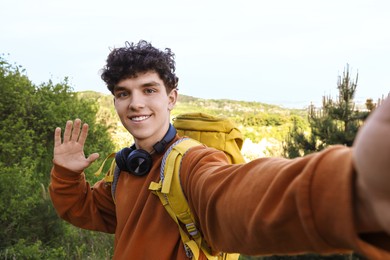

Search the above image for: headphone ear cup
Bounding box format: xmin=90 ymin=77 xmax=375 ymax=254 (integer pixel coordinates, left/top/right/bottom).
xmin=115 ymin=147 xmax=132 ymax=171
xmin=127 ymin=149 xmax=153 ymax=176
xmin=115 ymin=124 xmax=175 ymax=176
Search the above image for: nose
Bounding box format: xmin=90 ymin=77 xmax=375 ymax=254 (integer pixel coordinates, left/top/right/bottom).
xmin=128 ymin=92 xmax=145 ymax=111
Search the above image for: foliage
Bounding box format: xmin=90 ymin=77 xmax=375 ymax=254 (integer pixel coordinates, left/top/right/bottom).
xmin=282 ymin=116 xmax=314 ymax=158
xmin=284 ymin=64 xmax=373 ymax=158
xmin=0 ymin=55 xmax=115 ymax=259
xmin=239 ymin=253 xmax=364 ymax=260
xmin=1 ymin=239 xmax=66 ymax=259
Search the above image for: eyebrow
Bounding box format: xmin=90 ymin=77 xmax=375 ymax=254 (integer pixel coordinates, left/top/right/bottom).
xmin=113 ymin=81 xmax=161 ymax=92
xmin=141 ymin=81 xmax=161 ymax=87
xmin=113 ymin=85 xmax=126 ymax=92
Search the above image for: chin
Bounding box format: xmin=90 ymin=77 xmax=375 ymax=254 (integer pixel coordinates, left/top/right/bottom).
xmin=130 ymin=128 xmax=153 ymax=140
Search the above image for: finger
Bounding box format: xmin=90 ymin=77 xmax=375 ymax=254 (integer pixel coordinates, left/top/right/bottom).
xmin=375 ymin=97 xmax=390 ymax=121
xmin=71 ymin=119 xmax=82 ymax=142
xmin=54 ymin=127 xmax=62 ymax=147
xmin=63 ymin=120 xmax=73 ymax=143
xmin=78 ymin=123 xmax=89 ymax=146
xmin=87 ymin=153 xmax=100 ymax=163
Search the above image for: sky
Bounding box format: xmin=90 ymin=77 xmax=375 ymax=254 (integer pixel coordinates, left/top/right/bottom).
xmin=1 ymin=0 xmax=389 ymax=108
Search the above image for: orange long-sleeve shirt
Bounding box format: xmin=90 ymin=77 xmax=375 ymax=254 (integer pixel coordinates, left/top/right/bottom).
xmin=49 ymin=135 xmax=390 ymax=259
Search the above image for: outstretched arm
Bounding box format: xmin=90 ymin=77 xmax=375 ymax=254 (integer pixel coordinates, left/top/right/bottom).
xmin=354 ymin=97 xmax=390 ymax=234
xmin=53 ymin=118 xmax=99 ymax=172
xmin=180 ymin=98 xmax=390 ymax=258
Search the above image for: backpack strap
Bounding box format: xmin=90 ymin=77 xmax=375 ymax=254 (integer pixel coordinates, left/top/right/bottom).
xmin=111 ymin=165 xmax=121 ymax=203
xmin=94 ymin=152 xmax=120 ymax=203
xmin=94 ymin=152 xmax=116 ymax=181
xmin=149 ymin=138 xmax=220 ymax=260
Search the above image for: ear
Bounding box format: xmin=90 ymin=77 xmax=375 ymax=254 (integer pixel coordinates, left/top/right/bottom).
xmin=168 ymin=89 xmax=178 ymax=111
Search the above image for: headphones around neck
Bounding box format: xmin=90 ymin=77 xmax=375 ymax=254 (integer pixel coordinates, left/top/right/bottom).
xmin=115 ymin=124 xmax=177 ymax=176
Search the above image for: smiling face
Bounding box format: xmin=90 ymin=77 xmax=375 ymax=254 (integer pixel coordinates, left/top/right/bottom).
xmin=113 ymin=71 xmax=177 ymax=151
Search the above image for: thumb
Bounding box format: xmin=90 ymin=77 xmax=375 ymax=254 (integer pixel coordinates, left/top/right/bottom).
xmin=87 ymin=153 xmax=100 ymax=163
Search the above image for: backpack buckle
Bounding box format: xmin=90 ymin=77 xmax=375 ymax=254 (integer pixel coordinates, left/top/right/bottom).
xmin=184 ymin=244 xmax=193 ymax=258
xmin=185 ymin=222 xmax=199 ymax=237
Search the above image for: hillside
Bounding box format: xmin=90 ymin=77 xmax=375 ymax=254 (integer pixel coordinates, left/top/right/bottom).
xmin=77 ymin=91 xmax=309 ymax=159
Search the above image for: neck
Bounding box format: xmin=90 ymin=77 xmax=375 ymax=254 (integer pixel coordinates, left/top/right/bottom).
xmin=134 ymin=124 xmax=174 ymax=153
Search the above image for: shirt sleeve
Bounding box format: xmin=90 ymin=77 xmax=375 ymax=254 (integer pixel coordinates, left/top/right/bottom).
xmin=49 ymin=162 xmax=117 ymax=234
xmin=180 ymin=145 xmax=390 ymax=259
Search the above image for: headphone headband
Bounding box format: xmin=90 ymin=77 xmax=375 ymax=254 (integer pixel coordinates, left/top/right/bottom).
xmin=153 ymin=124 xmax=177 ymax=153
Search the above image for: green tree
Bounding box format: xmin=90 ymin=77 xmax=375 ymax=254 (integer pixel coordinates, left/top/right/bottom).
xmin=283 ymin=115 xmax=315 ymax=158
xmin=284 ymin=64 xmax=371 ymax=158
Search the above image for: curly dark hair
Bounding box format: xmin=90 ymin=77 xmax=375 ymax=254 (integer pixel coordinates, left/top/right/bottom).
xmin=101 ymin=40 xmax=179 ymax=94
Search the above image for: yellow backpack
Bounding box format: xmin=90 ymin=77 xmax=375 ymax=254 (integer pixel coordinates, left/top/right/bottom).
xmin=172 ymin=113 xmax=245 ymax=164
xmin=96 ymin=113 xmax=245 ymax=260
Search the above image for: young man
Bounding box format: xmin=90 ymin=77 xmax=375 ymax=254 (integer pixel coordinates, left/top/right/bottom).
xmin=50 ymin=40 xmax=390 ymax=259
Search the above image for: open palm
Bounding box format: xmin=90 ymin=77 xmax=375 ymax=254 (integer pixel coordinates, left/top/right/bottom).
xmin=53 ymin=119 xmax=99 ymax=173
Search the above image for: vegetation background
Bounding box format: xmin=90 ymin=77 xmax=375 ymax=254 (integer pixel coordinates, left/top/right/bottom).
xmin=0 ymin=55 xmax=384 ymax=259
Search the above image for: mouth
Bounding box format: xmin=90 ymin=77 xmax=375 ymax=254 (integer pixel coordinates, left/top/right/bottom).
xmin=129 ymin=115 xmax=151 ymax=122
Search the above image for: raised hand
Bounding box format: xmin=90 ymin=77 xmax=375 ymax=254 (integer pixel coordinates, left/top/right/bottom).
xmin=53 ymin=119 xmax=99 ymax=173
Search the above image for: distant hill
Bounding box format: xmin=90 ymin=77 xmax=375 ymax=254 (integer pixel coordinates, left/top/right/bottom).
xmin=174 ymin=94 xmax=306 ymax=117
xmin=77 ymin=91 xmax=309 ymax=159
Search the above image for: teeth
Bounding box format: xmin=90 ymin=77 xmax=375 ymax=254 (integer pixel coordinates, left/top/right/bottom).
xmin=131 ymin=115 xmax=150 ymax=121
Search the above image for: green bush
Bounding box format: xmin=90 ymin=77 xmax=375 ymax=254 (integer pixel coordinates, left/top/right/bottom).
xmin=0 ymin=55 xmax=115 ymax=259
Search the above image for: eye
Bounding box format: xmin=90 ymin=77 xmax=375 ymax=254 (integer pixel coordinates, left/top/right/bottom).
xmin=144 ymin=88 xmax=156 ymax=94
xmin=115 ymin=91 xmax=128 ymax=98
